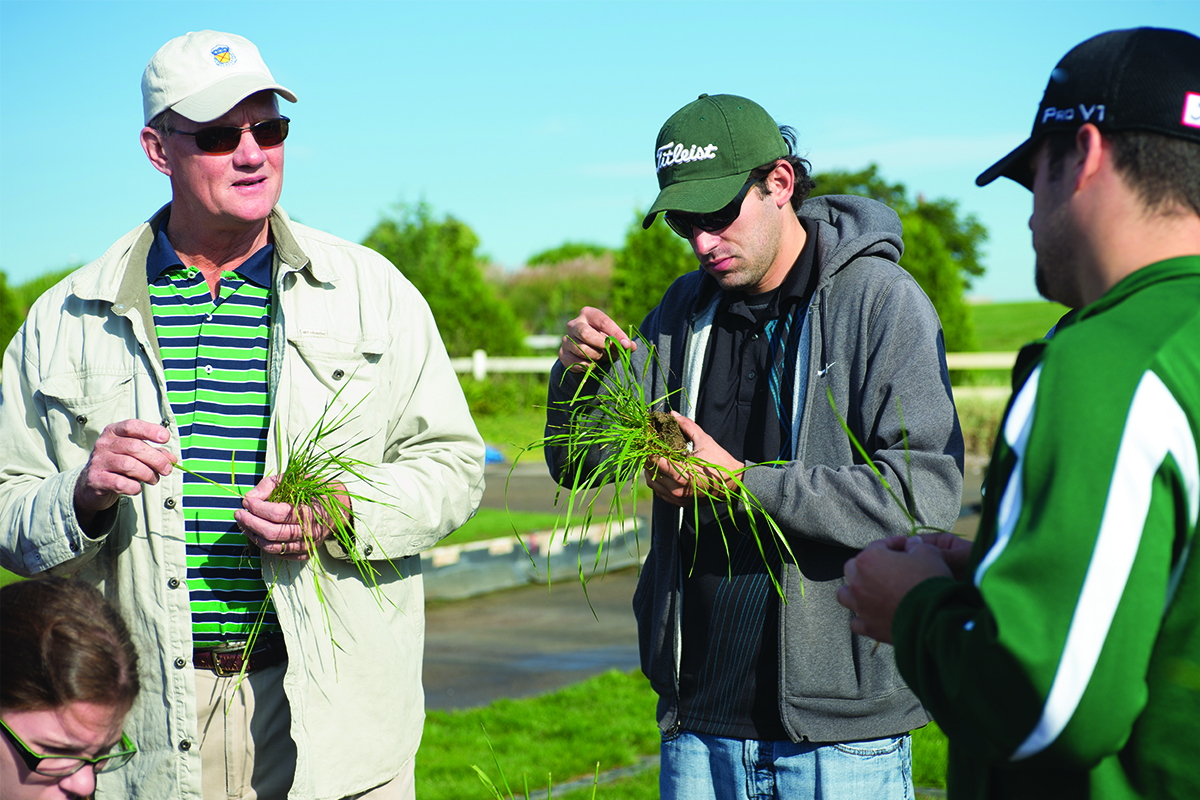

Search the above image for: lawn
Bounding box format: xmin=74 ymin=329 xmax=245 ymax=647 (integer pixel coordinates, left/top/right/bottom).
xmin=440 ymin=508 xmax=564 ymax=546
xmin=419 ymin=668 xmax=949 ymax=800
xmin=971 ymin=299 xmax=1070 ymax=351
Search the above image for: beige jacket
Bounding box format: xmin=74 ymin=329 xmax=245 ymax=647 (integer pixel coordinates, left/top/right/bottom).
xmin=0 ymin=206 xmax=486 ymax=799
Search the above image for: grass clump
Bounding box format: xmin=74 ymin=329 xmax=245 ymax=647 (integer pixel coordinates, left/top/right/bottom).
xmin=175 ymin=381 xmax=398 ymax=692
xmin=514 ymin=333 xmax=797 ymax=601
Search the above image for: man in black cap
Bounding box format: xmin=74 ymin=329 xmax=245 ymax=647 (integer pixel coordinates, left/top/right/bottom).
xmin=839 ymin=27 xmax=1200 ymax=799
xmin=547 ymin=94 xmax=964 ymax=798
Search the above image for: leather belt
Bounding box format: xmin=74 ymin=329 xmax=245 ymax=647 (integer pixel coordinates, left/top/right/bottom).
xmin=193 ymin=636 xmax=287 ymax=677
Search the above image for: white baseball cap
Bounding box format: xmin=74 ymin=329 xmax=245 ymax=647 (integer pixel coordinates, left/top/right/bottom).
xmin=142 ymin=30 xmax=297 ymax=125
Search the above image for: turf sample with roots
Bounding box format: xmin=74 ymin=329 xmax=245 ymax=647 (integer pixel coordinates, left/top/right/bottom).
xmin=514 ymin=333 xmax=799 ymax=602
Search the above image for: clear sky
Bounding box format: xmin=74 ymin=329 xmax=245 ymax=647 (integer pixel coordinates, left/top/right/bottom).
xmin=1 ymin=1 xmax=1196 ymax=301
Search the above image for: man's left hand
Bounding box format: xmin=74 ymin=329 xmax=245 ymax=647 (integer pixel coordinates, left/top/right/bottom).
xmin=644 ymin=413 xmax=742 ymax=507
xmin=837 ymin=537 xmax=953 ymax=644
xmin=234 ymin=475 xmax=352 ymax=561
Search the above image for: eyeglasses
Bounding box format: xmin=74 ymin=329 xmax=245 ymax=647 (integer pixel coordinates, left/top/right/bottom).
xmin=170 ymin=116 xmax=290 ymax=154
xmin=0 ymin=717 xmax=137 ymax=777
xmin=664 ymin=177 xmax=763 ymax=239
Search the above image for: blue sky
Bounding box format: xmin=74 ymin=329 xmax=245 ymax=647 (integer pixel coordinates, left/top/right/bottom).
xmin=1 ymin=1 xmax=1196 ymax=301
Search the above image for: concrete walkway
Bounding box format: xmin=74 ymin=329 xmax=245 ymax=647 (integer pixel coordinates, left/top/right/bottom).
xmin=423 ymin=456 xmax=986 ymax=711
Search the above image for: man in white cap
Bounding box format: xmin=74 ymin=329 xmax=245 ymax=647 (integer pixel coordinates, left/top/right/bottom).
xmin=839 ymin=27 xmax=1200 ymax=799
xmin=0 ymin=30 xmax=486 ymax=799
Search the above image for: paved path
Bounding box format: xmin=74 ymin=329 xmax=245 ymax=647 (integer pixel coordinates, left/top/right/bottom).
xmin=423 ymin=456 xmax=986 ymax=711
xmin=424 ymin=567 xmax=640 ymax=711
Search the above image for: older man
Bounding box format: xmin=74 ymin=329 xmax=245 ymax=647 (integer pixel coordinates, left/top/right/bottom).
xmin=548 ymin=94 xmax=963 ymax=799
xmin=0 ymin=31 xmax=485 ymax=799
xmin=839 ymin=27 xmax=1200 ymax=799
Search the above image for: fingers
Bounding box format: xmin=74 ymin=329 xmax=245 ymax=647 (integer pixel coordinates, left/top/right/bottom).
xmin=74 ymin=420 xmax=177 ymax=516
xmin=235 ymin=481 xmax=351 ymax=562
xmin=244 ymin=474 xmax=281 ymax=502
xmin=644 ymin=456 xmax=691 ymax=507
xmin=559 ymin=307 xmax=634 ymax=371
xmin=862 ymin=535 xmax=912 ymax=553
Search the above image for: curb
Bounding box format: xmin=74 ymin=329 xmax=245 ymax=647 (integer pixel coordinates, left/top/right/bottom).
xmin=421 ymin=517 xmax=649 ymax=601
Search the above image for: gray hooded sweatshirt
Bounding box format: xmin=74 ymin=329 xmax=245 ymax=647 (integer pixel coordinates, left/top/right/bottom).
xmin=546 ymin=194 xmax=964 ymax=744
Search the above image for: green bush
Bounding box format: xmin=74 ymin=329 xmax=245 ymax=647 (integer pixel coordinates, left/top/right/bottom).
xmin=956 ymin=392 xmax=1008 ymax=457
xmin=460 ymin=374 xmax=549 ymax=418
xmin=612 ymin=213 xmax=695 ymax=332
xmin=363 ymin=202 xmax=526 ymax=358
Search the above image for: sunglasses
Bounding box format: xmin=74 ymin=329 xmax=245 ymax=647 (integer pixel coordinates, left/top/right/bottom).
xmin=0 ymin=717 xmax=137 ymax=777
xmin=170 ymin=116 xmax=290 ymax=154
xmin=664 ymin=177 xmax=763 ymax=239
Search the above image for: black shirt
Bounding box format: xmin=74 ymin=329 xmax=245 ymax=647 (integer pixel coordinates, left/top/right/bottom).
xmin=675 ymin=220 xmax=819 ymax=741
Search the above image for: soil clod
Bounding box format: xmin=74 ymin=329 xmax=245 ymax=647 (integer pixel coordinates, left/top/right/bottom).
xmin=648 ymin=410 xmax=688 ymax=453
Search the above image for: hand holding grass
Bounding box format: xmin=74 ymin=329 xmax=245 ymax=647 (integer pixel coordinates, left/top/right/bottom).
xmin=235 ymin=474 xmax=352 ymax=562
xmin=559 ymin=307 xmax=636 ymax=372
xmin=644 ymin=412 xmax=742 ymax=506
xmin=903 ymin=532 xmax=974 ymax=580
xmin=838 ymin=536 xmax=956 ymax=644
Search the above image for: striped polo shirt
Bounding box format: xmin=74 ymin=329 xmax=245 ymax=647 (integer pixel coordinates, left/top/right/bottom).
xmin=146 ymin=230 xmax=280 ymax=647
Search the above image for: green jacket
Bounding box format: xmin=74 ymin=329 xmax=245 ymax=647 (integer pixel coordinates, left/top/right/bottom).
xmin=0 ymin=206 xmax=486 ymax=799
xmin=894 ymin=256 xmax=1200 ymax=799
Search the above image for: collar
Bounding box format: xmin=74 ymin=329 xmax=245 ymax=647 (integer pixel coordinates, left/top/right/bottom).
xmin=146 ymin=226 xmax=274 ymax=288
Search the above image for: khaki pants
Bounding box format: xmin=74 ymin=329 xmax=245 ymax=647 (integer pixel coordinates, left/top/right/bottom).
xmin=195 ymin=662 xmax=414 ymax=800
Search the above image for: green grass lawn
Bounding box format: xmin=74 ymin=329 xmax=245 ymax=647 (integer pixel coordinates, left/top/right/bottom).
xmin=420 ymin=668 xmax=949 ymax=800
xmin=971 ymin=300 xmax=1070 ymax=351
xmin=440 ymin=508 xmax=564 ymax=547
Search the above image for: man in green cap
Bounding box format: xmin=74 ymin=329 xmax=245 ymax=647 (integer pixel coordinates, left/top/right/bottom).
xmin=546 ymin=94 xmax=964 ymax=798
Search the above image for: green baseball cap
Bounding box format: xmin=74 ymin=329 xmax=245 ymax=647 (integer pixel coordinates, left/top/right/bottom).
xmin=642 ymin=94 xmax=787 ymax=229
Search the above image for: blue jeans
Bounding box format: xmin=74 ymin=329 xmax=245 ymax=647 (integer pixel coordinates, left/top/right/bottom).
xmin=660 ymin=729 xmax=913 ymax=800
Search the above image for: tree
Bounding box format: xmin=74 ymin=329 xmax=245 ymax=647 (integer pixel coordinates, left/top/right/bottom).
xmin=362 ymin=203 xmax=525 ymax=357
xmin=611 ymin=213 xmax=696 ymax=331
xmin=527 ymin=241 xmax=612 ymax=267
xmin=810 ymin=164 xmax=984 ymax=350
xmin=0 ymin=271 xmax=21 ymax=355
xmin=494 ymin=254 xmax=613 ymax=336
xmin=899 ymin=214 xmax=975 ymax=352
xmin=1 ymin=265 xmax=79 ymax=355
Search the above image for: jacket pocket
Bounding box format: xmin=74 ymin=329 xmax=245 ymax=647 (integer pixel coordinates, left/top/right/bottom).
xmin=281 ymin=337 xmax=387 ymax=463
xmin=40 ymin=375 xmax=137 ymax=468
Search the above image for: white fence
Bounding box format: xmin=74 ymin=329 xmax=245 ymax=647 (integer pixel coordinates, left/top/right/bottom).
xmin=452 ymin=347 xmax=1018 ymax=399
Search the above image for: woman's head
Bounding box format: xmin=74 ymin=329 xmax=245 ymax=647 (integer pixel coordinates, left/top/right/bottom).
xmin=1 ymin=577 xmax=140 ymax=714
xmin=1 ymin=578 xmax=140 ymax=798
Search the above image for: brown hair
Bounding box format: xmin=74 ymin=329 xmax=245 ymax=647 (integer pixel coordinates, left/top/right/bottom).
xmin=1044 ymin=130 xmax=1200 ymax=217
xmin=749 ymin=126 xmax=816 ymax=212
xmin=0 ymin=577 xmax=140 ymax=715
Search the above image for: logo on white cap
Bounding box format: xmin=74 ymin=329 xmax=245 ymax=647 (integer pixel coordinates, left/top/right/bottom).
xmin=211 ymin=45 xmax=236 ymax=66
xmin=1183 ymin=93 xmax=1200 ymax=129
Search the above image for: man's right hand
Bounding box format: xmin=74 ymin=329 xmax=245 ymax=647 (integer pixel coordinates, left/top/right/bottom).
xmin=74 ymin=419 xmax=175 ymax=527
xmin=559 ymin=307 xmax=635 ymax=372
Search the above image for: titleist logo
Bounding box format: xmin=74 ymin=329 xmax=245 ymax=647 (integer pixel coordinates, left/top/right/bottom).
xmin=656 ymin=142 xmax=718 ymax=172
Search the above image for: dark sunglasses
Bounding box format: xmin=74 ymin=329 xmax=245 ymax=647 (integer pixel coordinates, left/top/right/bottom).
xmin=664 ymin=177 xmax=763 ymax=239
xmin=0 ymin=717 xmax=137 ymax=777
xmin=170 ymin=116 xmax=290 ymax=154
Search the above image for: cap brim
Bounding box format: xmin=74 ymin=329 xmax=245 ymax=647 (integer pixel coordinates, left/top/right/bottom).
xmin=642 ymin=171 xmax=750 ymax=229
xmin=172 ymin=75 xmax=298 ymax=123
xmin=976 ymin=136 xmax=1037 ymax=190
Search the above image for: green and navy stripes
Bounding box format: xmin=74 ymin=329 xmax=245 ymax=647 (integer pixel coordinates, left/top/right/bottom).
xmin=147 ymin=232 xmax=279 ymax=647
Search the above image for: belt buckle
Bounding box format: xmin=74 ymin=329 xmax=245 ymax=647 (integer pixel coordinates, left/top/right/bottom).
xmin=209 ymin=641 xmax=249 ymax=678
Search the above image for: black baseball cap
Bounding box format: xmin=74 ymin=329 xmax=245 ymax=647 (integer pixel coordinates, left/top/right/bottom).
xmin=977 ymin=27 xmax=1200 ymax=189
